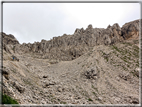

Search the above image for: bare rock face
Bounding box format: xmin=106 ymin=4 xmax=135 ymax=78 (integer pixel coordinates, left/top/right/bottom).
xmin=2 ymin=32 xmax=19 ymax=45
xmin=121 ymin=19 xmax=141 ymax=40
xmin=2 ymin=32 xmax=19 ymax=54
xmin=2 ymin=19 xmax=141 ymax=61
xmin=2 ymin=67 xmax=10 ymax=80
xmin=13 ymin=82 xmax=25 ymax=93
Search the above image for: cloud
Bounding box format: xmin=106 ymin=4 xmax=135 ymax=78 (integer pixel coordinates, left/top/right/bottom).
xmin=3 ymin=3 xmax=140 ymax=44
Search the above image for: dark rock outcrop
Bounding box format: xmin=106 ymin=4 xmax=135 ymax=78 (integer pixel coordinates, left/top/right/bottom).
xmin=2 ymin=32 xmax=19 ymax=45
xmin=121 ymin=19 xmax=141 ymax=40
xmin=2 ymin=68 xmax=10 ymax=80
xmin=13 ymin=82 xmax=25 ymax=93
xmin=84 ymin=68 xmax=98 ymax=80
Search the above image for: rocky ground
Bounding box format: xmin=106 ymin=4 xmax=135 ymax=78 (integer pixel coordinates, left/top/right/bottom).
xmin=1 ymin=19 xmax=141 ymax=105
xmin=2 ymin=39 xmax=140 ymax=105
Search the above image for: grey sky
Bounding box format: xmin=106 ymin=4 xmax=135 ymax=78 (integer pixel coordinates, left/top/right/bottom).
xmin=3 ymin=3 xmax=140 ymax=44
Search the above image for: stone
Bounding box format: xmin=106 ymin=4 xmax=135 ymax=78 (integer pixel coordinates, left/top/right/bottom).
xmin=57 ymin=87 xmax=62 ymax=92
xmin=2 ymin=68 xmax=10 ymax=80
xmin=43 ymin=75 xmax=48 ymax=78
xmin=43 ymin=81 xmax=55 ymax=88
xmin=98 ymin=97 xmax=103 ymax=101
xmin=121 ymin=19 xmax=141 ymax=40
xmin=119 ymin=73 xmax=131 ymax=81
xmin=84 ymin=68 xmax=98 ymax=79
xmin=13 ymin=82 xmax=25 ymax=93
xmin=131 ymin=98 xmax=139 ymax=104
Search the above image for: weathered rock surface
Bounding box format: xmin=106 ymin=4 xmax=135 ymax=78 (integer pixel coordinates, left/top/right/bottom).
xmin=2 ymin=32 xmax=19 ymax=45
xmin=1 ymin=19 xmax=140 ymax=105
xmin=2 ymin=67 xmax=10 ymax=80
xmin=121 ymin=19 xmax=140 ymax=40
xmin=2 ymin=20 xmax=141 ymax=62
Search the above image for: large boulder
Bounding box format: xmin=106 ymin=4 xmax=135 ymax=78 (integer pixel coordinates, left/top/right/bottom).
xmin=121 ymin=19 xmax=141 ymax=40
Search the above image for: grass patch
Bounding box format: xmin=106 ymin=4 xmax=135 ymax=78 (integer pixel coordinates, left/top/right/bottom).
xmin=130 ymin=70 xmax=139 ymax=77
xmin=92 ymin=92 xmax=97 ymax=96
xmin=122 ymin=66 xmax=128 ymax=71
xmin=122 ymin=42 xmax=133 ymax=46
xmin=136 ymin=63 xmax=139 ymax=67
xmin=112 ymin=45 xmax=121 ymax=53
xmin=101 ymin=51 xmax=109 ymax=62
xmin=88 ymin=98 xmax=93 ymax=101
xmin=2 ymin=93 xmax=19 ymax=105
xmin=92 ymin=85 xmax=99 ymax=92
xmin=60 ymin=101 xmax=67 ymax=104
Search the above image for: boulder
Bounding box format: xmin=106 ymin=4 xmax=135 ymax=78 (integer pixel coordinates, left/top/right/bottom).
xmin=84 ymin=68 xmax=98 ymax=79
xmin=13 ymin=82 xmax=25 ymax=93
xmin=121 ymin=19 xmax=141 ymax=40
xmin=2 ymin=68 xmax=10 ymax=80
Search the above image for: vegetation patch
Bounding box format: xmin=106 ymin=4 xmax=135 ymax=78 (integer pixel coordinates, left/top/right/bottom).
xmin=122 ymin=42 xmax=133 ymax=46
xmin=101 ymin=51 xmax=109 ymax=62
xmin=88 ymin=98 xmax=93 ymax=101
xmin=92 ymin=85 xmax=99 ymax=92
xmin=130 ymin=70 xmax=139 ymax=77
xmin=60 ymin=101 xmax=67 ymax=104
xmin=92 ymin=92 xmax=97 ymax=96
xmin=112 ymin=45 xmax=121 ymax=53
xmin=132 ymin=45 xmax=139 ymax=58
xmin=122 ymin=66 xmax=128 ymax=71
xmin=2 ymin=93 xmax=19 ymax=105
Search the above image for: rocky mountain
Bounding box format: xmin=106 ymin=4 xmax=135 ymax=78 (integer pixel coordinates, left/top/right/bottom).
xmin=1 ymin=19 xmax=141 ymax=105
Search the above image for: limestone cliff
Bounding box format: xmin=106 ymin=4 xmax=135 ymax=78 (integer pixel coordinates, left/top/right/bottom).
xmin=2 ymin=19 xmax=141 ymax=61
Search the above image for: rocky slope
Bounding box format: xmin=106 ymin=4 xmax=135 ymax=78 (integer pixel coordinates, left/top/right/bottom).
xmin=1 ymin=19 xmax=141 ymax=105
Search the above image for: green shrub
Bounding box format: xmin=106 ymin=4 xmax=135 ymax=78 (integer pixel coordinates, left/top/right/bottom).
xmin=2 ymin=93 xmax=19 ymax=104
xmin=88 ymin=98 xmax=93 ymax=101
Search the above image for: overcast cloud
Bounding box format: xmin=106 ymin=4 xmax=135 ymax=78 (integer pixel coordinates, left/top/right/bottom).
xmin=3 ymin=3 xmax=140 ymax=44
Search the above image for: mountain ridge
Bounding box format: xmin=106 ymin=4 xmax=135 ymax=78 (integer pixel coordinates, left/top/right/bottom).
xmin=1 ymin=19 xmax=141 ymax=105
xmin=2 ymin=19 xmax=141 ymax=61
